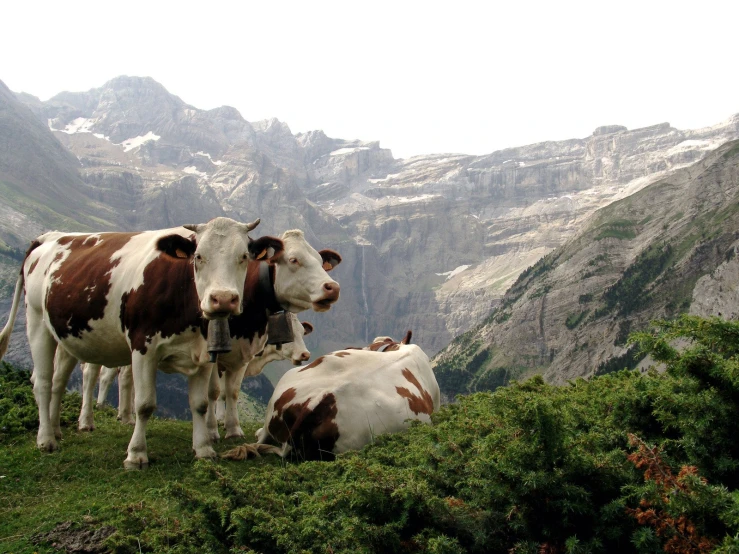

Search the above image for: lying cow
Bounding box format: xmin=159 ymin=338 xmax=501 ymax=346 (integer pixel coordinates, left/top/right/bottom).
xmin=0 ymin=217 xmax=271 ymax=468
xmin=223 ymin=332 xmax=439 ymax=461
xmin=215 ymin=314 xmax=313 ymax=425
xmin=206 ymin=229 xmax=341 ymax=441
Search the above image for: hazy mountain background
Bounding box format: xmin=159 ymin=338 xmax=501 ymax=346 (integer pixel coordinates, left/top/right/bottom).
xmin=1 ymin=75 xmax=737 ymax=413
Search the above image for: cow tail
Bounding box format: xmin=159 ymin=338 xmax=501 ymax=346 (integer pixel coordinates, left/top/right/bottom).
xmin=220 ymin=442 xmax=289 ymax=461
xmin=0 ymin=271 xmax=24 ymax=361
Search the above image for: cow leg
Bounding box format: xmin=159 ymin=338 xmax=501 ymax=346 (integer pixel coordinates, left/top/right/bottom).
xmin=205 ymin=366 xmax=220 ymax=442
xmin=97 ymin=366 xmax=117 ymax=406
xmin=190 ymin=364 xmax=217 ymax=459
xmin=118 ymin=365 xmax=135 ymax=425
xmin=50 ymin=347 xmax=78 ymax=438
xmin=80 ymin=363 xmax=102 ymax=431
xmin=215 ymin=371 xmax=226 ymax=423
xmin=124 ymin=355 xmax=157 ymax=469
xmin=224 ymin=365 xmax=247 ymax=439
xmin=26 ymin=310 xmax=59 ymax=452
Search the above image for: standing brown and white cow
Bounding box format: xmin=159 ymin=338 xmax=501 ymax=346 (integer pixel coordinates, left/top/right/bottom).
xmin=207 ymin=229 xmax=341 ymax=440
xmin=223 ymin=332 xmax=440 ymax=461
xmin=0 ymin=217 xmax=272 ymax=468
xmin=214 ymin=314 xmax=313 ymax=426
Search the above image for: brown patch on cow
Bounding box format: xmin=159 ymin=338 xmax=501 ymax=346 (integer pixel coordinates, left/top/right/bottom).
xmin=273 ymin=387 xmax=297 ymax=415
xmin=45 ymin=233 xmax=140 ymax=340
xmin=120 ymin=249 xmax=202 ymax=354
xmin=227 ymin=260 xmax=271 ymax=341
xmin=368 ymin=338 xmax=395 ymax=351
xmin=27 ymin=258 xmax=39 ymax=275
xmin=333 ymin=351 xmax=351 ymax=358
xmin=23 ymin=240 xmax=42 ymax=275
xmin=298 ymin=356 xmax=325 ymax=372
xmin=396 ymin=368 xmax=434 ymax=416
xmin=268 ymin=392 xmax=340 ymax=461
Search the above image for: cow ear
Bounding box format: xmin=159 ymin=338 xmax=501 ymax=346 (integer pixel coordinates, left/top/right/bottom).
xmin=182 ymin=224 xmax=202 ymax=233
xmin=157 ymin=234 xmax=196 ymax=259
xmin=249 ymin=236 xmax=284 ymax=261
xmin=401 ymin=330 xmax=412 ymax=345
xmin=319 ymin=249 xmax=342 ymax=271
xmin=301 ymin=322 xmax=314 ymax=336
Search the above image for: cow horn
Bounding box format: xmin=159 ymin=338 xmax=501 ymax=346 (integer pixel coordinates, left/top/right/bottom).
xmin=182 ymin=224 xmax=201 ymax=232
xmin=244 ymin=218 xmax=261 ymax=232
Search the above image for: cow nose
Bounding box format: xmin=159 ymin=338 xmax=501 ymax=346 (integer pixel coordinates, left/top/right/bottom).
xmin=209 ymin=291 xmax=240 ymax=312
xmin=300 ymin=351 xmax=311 ymax=361
xmin=323 ymin=282 xmax=340 ymax=298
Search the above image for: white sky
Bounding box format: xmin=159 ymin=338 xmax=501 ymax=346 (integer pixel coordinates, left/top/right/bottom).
xmin=2 ymin=0 xmax=738 ymax=159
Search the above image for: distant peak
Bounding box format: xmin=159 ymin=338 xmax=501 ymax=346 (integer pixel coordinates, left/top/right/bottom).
xmin=593 ymin=125 xmax=627 ymax=136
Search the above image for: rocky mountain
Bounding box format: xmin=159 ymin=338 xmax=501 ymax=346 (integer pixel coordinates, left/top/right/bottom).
xmin=2 ymin=75 xmax=738 ymax=384
xmin=434 ymin=140 xmax=739 ymax=398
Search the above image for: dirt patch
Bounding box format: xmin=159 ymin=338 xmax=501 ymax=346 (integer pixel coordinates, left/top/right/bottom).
xmin=33 ymin=520 xmax=116 ymax=553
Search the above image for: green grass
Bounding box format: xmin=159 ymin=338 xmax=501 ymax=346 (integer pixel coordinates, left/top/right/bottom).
xmin=0 ymin=407 xmax=252 ymax=552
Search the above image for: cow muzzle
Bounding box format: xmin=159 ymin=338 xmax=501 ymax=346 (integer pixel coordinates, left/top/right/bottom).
xmin=293 ymin=351 xmax=311 ymax=366
xmin=203 ymin=290 xmax=241 ymax=319
xmin=312 ymin=281 xmax=340 ymax=312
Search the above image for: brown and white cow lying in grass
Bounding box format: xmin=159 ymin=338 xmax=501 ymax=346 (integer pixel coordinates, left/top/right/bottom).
xmin=223 ymin=331 xmax=440 ymax=461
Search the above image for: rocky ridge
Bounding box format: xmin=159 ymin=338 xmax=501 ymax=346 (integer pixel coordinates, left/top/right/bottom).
xmin=2 ymin=75 xmax=738 ymax=373
xmin=433 ymin=140 xmax=739 ymax=397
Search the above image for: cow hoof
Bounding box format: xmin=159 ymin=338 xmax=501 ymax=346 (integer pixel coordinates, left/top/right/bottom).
xmin=78 ymin=424 xmax=94 ymax=432
xmin=37 ymin=437 xmax=59 ymax=452
xmin=96 ymin=402 xmax=104 ymax=408
xmin=123 ymin=457 xmax=149 ymax=470
xmin=194 ymin=446 xmax=217 ymax=460
xmin=208 ymin=430 xmax=221 ymax=442
xmin=54 ymin=427 xmax=63 ymax=439
xmin=225 ymin=429 xmax=245 ymax=439
xmin=118 ymin=416 xmax=135 ymax=425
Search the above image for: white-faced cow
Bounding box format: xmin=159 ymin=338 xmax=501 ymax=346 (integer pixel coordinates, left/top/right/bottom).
xmin=0 ymin=217 xmax=271 ymax=468
xmin=223 ymin=331 xmax=440 ymax=461
xmin=207 ymin=229 xmax=341 ymax=440
xmin=214 ymin=314 xmax=313 ymax=426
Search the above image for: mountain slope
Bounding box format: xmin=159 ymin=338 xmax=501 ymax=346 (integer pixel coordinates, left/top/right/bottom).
xmin=434 ymin=140 xmax=739 ymax=397
xmin=5 ymin=76 xmax=739 ymax=368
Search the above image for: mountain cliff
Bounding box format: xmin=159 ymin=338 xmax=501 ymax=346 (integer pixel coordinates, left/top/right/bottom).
xmin=434 ymin=140 xmax=739 ymax=397
xmin=2 ymin=75 xmax=738 ymax=378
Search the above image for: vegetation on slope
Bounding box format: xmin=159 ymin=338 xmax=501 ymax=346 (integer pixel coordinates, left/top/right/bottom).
xmin=2 ymin=316 xmax=739 ymax=552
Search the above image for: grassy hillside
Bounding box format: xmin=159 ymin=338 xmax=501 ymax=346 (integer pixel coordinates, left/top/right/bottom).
xmin=3 ymin=316 xmax=739 ymax=552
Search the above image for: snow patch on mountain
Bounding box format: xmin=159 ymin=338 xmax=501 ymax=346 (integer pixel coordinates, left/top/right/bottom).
xmin=183 ymin=166 xmax=208 ymax=179
xmin=120 ymin=132 xmax=161 ymax=152
xmin=436 ymin=265 xmax=471 ymax=281
xmin=330 ymin=147 xmax=369 ymax=156
xmin=49 ymin=117 xmax=96 ymax=134
xmin=195 ymin=151 xmax=225 ymax=166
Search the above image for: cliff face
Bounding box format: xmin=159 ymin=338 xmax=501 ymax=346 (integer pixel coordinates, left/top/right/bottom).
xmin=2 ymin=75 xmax=738 ymax=376
xmin=434 ymin=140 xmax=739 ymax=398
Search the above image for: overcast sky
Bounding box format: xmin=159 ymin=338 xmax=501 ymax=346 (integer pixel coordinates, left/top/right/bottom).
xmin=2 ymin=0 xmax=737 ymax=158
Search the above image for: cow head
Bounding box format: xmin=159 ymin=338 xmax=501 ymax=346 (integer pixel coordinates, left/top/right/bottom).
xmin=268 ymin=230 xmax=342 ymax=313
xmin=280 ymin=317 xmax=313 ymax=366
xmin=176 ymin=217 xmax=262 ymax=319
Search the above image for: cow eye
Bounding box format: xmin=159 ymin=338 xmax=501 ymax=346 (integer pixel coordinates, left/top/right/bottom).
xmin=289 ymin=257 xmax=299 ymax=265
xmin=194 ymin=253 xmax=203 ymax=263
xmin=240 ymin=253 xmax=248 ymax=263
